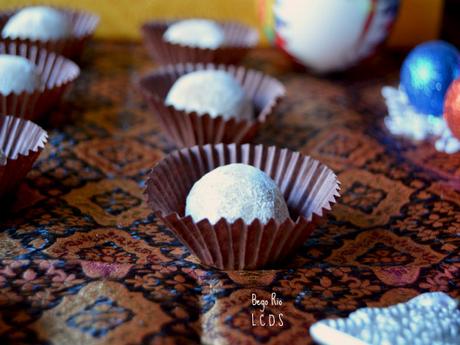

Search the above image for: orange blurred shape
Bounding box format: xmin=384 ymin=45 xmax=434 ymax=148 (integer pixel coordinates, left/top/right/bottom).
xmin=444 ymin=79 xmax=460 ymax=140
xmin=388 ymin=0 xmax=443 ymax=48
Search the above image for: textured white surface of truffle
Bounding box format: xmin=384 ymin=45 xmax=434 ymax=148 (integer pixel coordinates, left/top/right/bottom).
xmin=165 ymin=70 xmax=253 ymax=120
xmin=0 ymin=55 xmax=42 ymax=94
xmin=185 ymin=163 xmax=289 ymax=224
xmin=163 ymin=19 xmax=225 ymax=49
xmin=2 ymin=6 xmax=71 ymax=41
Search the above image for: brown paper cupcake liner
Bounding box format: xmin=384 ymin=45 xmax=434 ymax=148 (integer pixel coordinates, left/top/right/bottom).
xmin=141 ymin=20 xmax=259 ymax=65
xmin=0 ymin=41 xmax=80 ymax=121
xmin=0 ymin=7 xmax=99 ymax=59
xmin=138 ymin=63 xmax=285 ymax=147
xmin=0 ymin=115 xmax=47 ymax=198
xmin=145 ymin=143 xmax=340 ymax=270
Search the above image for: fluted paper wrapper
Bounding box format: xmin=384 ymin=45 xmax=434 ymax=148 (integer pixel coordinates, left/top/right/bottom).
xmin=145 ymin=143 xmax=340 ymax=270
xmin=0 ymin=42 xmax=80 ymax=121
xmin=141 ymin=20 xmax=258 ymax=65
xmin=138 ymin=63 xmax=285 ymax=147
xmin=0 ymin=7 xmax=99 ymax=59
xmin=0 ymin=115 xmax=47 ymax=198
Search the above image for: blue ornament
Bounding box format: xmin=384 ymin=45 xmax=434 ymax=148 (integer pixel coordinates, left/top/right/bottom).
xmin=400 ymin=40 xmax=460 ymax=116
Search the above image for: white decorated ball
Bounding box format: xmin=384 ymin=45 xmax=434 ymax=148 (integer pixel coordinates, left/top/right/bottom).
xmin=165 ymin=70 xmax=253 ymax=120
xmin=2 ymin=6 xmax=72 ymax=41
xmin=185 ymin=163 xmax=290 ymax=224
xmin=274 ymin=0 xmax=399 ymax=72
xmin=0 ymin=55 xmax=42 ymax=94
xmin=163 ymin=19 xmax=225 ymax=49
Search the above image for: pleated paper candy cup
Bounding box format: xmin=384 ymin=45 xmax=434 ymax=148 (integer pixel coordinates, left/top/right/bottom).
xmin=0 ymin=7 xmax=99 ymax=59
xmin=141 ymin=20 xmax=259 ymax=65
xmin=0 ymin=115 xmax=47 ymax=198
xmin=0 ymin=42 xmax=80 ymax=121
xmin=145 ymin=143 xmax=340 ymax=270
xmin=138 ymin=63 xmax=285 ymax=147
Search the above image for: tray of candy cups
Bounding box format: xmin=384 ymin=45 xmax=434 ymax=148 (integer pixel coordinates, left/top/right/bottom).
xmin=138 ymin=63 xmax=285 ymax=147
xmin=141 ymin=19 xmax=258 ymax=65
xmin=145 ymin=143 xmax=340 ymax=270
xmin=0 ymin=41 xmax=80 ymax=121
xmin=0 ymin=6 xmax=99 ymax=59
xmin=0 ymin=114 xmax=47 ymax=198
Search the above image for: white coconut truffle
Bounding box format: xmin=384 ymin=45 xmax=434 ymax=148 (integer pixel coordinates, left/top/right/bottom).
xmin=0 ymin=55 xmax=42 ymax=94
xmin=186 ymin=163 xmax=290 ymax=224
xmin=165 ymin=70 xmax=253 ymax=120
xmin=2 ymin=6 xmax=71 ymax=41
xmin=163 ymin=19 xmax=225 ymax=49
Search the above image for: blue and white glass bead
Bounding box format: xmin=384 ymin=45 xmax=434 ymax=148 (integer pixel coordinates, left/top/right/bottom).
xmin=400 ymin=41 xmax=460 ymax=116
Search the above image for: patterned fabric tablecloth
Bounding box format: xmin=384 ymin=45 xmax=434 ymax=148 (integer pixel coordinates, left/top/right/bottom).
xmin=0 ymin=42 xmax=459 ymax=345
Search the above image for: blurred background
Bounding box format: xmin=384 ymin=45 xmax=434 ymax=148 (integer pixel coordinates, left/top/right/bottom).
xmin=1 ymin=0 xmax=458 ymax=49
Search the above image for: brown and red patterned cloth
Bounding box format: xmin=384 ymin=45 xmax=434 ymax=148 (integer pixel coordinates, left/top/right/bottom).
xmin=0 ymin=42 xmax=459 ymax=345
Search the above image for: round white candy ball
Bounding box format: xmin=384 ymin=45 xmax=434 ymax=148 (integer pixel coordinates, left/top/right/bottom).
xmin=163 ymin=19 xmax=225 ymax=49
xmin=186 ymin=163 xmax=290 ymax=224
xmin=165 ymin=70 xmax=253 ymax=120
xmin=2 ymin=6 xmax=71 ymax=41
xmin=0 ymin=55 xmax=42 ymax=94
